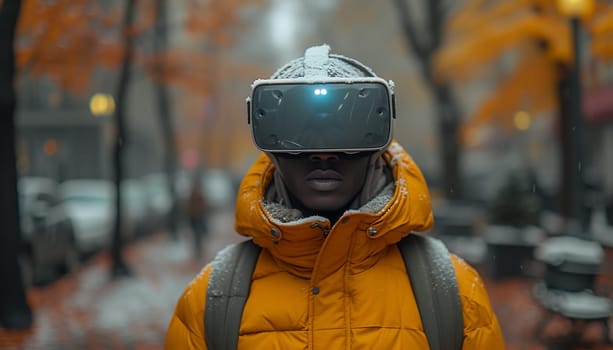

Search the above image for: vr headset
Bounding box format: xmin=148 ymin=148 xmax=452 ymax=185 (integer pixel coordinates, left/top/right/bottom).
xmin=247 ymin=77 xmax=396 ymax=153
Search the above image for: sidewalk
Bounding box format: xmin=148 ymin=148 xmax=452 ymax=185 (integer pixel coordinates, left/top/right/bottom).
xmin=0 ymin=208 xmax=611 ymax=349
xmin=0 ymin=210 xmax=241 ymax=350
xmin=484 ymin=246 xmax=613 ymax=350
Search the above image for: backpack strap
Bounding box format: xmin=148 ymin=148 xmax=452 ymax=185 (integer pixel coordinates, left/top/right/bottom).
xmin=397 ymin=234 xmax=464 ymax=350
xmin=204 ymin=239 xmax=261 ymax=350
xmin=204 ymin=235 xmax=463 ymax=350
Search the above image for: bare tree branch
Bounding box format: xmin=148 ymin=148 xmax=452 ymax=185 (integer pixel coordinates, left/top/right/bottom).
xmin=393 ymin=0 xmax=428 ymax=60
xmin=393 ymin=0 xmax=464 ymax=198
xmin=110 ymin=0 xmax=136 ymax=279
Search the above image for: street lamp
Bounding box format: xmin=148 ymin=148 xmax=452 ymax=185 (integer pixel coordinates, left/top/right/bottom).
xmin=513 ymin=110 xmax=532 ymax=131
xmin=89 ymin=93 xmax=115 ymax=117
xmin=556 ymin=0 xmax=594 ymax=19
xmin=556 ymin=0 xmax=593 ymax=233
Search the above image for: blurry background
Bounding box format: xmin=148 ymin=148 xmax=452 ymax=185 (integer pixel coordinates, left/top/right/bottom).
xmin=1 ymin=0 xmax=613 ymax=349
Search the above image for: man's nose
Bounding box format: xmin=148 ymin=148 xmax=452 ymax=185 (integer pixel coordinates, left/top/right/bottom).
xmin=308 ymin=153 xmax=340 ymax=162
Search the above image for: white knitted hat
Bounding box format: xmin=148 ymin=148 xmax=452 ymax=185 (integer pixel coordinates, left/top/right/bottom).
xmin=270 ymin=44 xmax=377 ymax=79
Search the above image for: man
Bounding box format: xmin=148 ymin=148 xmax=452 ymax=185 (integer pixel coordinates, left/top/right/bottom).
xmin=187 ymin=175 xmax=208 ymax=259
xmin=165 ymin=44 xmax=504 ymax=349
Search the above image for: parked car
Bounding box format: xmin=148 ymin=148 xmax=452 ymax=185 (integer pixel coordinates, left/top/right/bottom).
xmin=121 ymin=178 xmax=151 ymax=237
xmin=58 ymin=179 xmax=115 ymax=255
xmin=18 ymin=176 xmax=79 ymax=286
xmin=142 ymin=173 xmax=174 ymax=228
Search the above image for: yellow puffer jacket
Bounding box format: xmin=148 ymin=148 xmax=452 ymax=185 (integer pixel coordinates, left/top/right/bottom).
xmin=165 ymin=142 xmax=505 ymax=350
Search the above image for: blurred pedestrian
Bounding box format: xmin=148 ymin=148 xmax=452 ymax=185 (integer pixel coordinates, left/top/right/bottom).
xmin=187 ymin=176 xmax=207 ymax=259
xmin=166 ymin=44 xmax=504 ymax=349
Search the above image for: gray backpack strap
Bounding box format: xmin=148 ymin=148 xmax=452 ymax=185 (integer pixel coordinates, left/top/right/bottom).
xmin=398 ymin=234 xmax=464 ymax=350
xmin=205 ymin=239 xmax=261 ymax=350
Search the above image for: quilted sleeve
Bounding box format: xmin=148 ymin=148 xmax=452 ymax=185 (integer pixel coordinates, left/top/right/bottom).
xmin=165 ymin=264 xmax=212 ymax=350
xmin=451 ymin=255 xmax=506 ymax=350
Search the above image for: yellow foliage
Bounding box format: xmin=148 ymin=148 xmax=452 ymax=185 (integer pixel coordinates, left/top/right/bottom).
xmin=438 ymin=0 xmax=613 ymax=146
xmin=591 ymin=8 xmax=613 ymax=34
xmin=435 ymin=11 xmax=571 ymax=81
xmin=460 ymin=45 xmax=558 ymax=144
xmin=446 ymin=0 xmax=535 ymax=37
xmin=589 ymin=6 xmax=613 ymax=60
xmin=592 ymin=37 xmax=613 ymax=60
xmin=438 ymin=0 xmax=612 ymax=80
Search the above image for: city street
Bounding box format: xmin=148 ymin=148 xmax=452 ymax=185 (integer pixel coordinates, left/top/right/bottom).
xmin=2 ymin=0 xmax=613 ymax=349
xmin=0 ymin=208 xmax=611 ymax=350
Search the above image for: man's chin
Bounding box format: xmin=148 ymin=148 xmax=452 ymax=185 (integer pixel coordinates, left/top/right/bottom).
xmin=302 ymin=195 xmax=350 ymax=214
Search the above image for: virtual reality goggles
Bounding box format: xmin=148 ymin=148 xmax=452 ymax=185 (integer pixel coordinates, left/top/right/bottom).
xmin=247 ymin=77 xmax=396 ymax=153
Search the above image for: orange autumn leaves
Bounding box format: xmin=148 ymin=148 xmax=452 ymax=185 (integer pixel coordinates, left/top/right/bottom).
xmin=15 ymin=0 xmax=263 ymax=95
xmin=16 ymin=0 xmax=102 ymax=92
xmin=433 ymin=0 xmax=613 ymax=145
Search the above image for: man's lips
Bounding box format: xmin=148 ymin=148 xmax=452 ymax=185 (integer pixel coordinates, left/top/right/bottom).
xmin=305 ymin=170 xmax=343 ymax=192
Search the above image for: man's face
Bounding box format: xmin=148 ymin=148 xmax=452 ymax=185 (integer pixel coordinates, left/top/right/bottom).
xmin=275 ymin=152 xmax=372 ymax=213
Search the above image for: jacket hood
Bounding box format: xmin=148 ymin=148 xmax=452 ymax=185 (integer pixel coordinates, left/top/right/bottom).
xmin=235 ymin=141 xmax=434 ymax=279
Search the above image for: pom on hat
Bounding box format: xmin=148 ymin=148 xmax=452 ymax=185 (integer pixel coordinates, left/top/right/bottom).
xmin=270 ymin=44 xmax=377 ymax=79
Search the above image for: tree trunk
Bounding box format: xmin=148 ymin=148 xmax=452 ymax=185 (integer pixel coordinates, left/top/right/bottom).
xmin=154 ymin=0 xmax=179 ymax=240
xmin=552 ymin=19 xmax=588 ymax=232
xmin=567 ymin=18 xmax=587 ymax=231
xmin=0 ymin=0 xmax=33 ymax=329
xmin=557 ymin=66 xmax=572 ymax=219
xmin=393 ymin=0 xmax=463 ymax=199
xmin=110 ymin=0 xmax=137 ymax=278
xmin=433 ymin=83 xmax=462 ymax=198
